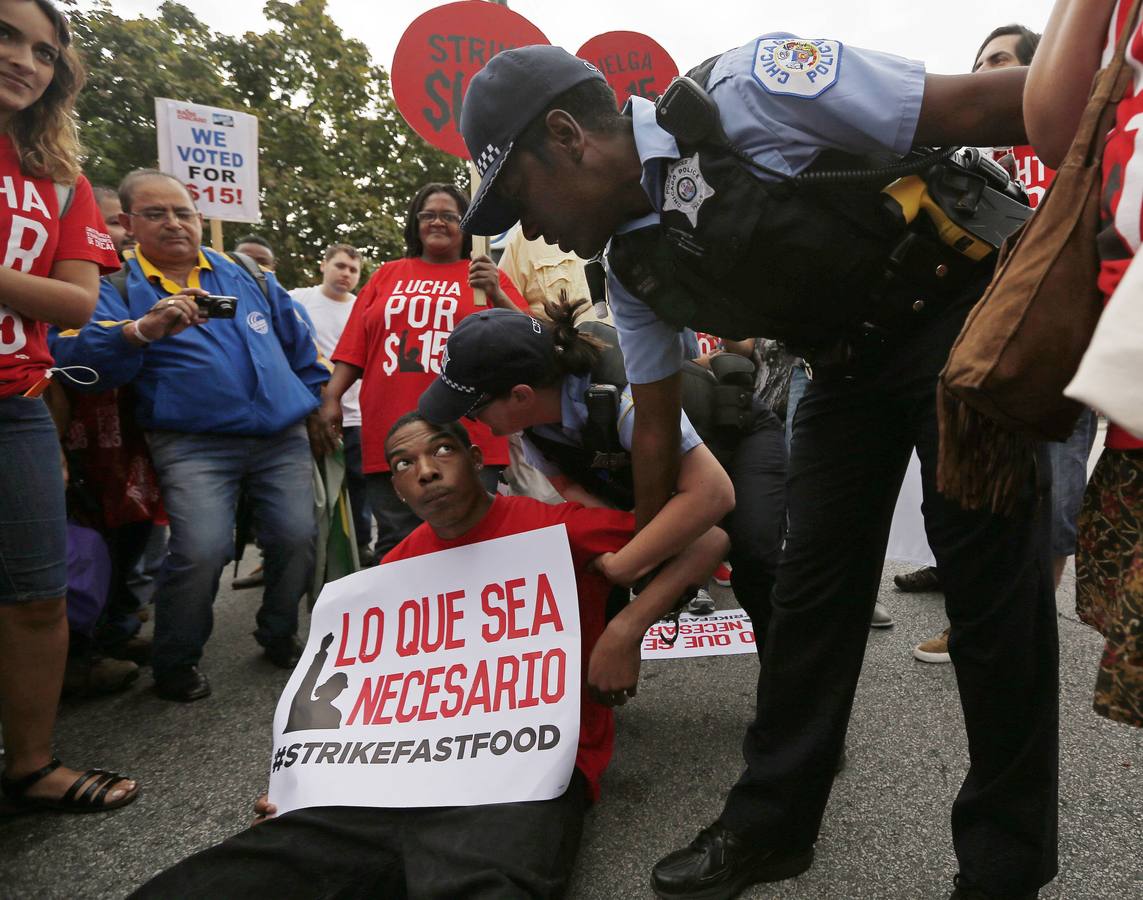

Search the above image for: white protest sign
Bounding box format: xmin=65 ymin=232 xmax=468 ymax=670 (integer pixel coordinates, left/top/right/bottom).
xmin=641 ymin=609 xmax=758 ymax=659
xmin=155 ymin=98 xmax=260 ymax=223
xmin=269 ymin=525 xmax=580 ymax=815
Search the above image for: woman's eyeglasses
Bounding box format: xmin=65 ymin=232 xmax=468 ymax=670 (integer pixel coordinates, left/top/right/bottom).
xmin=416 ymin=211 xmax=462 ymax=225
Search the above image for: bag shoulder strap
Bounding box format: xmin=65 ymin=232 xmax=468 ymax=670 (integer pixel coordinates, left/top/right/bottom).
xmin=224 ymin=250 xmax=271 ymax=302
xmin=105 ymin=266 xmax=129 ymax=302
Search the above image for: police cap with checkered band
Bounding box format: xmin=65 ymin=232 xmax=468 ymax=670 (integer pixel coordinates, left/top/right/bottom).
xmin=418 ymin=309 xmax=556 ymax=423
xmin=459 ymin=45 xmax=607 ymax=236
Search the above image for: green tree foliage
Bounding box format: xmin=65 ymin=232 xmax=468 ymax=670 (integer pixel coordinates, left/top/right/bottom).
xmin=70 ymin=0 xmax=465 ymax=287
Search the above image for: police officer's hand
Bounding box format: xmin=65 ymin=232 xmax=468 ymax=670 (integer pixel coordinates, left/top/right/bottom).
xmin=128 ymin=290 xmax=208 ymax=345
xmin=467 ymin=254 xmax=511 ymax=308
xmin=587 ymin=619 xmax=641 ymax=707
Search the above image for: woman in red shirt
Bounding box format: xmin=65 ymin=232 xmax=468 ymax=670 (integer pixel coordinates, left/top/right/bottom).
xmin=0 ymin=0 xmax=137 ymax=814
xmin=319 ymin=182 xmax=528 ymax=559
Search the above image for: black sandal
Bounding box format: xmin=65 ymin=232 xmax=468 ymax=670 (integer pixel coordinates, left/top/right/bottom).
xmin=1 ymin=758 xmax=140 ymax=815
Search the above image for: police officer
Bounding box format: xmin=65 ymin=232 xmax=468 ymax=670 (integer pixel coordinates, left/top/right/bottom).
xmin=418 ymin=298 xmax=786 ymax=635
xmin=456 ymin=41 xmax=1055 ymax=900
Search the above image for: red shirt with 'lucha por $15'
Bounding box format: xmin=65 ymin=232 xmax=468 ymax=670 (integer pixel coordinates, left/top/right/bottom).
xmin=334 ymin=257 xmax=529 ymax=473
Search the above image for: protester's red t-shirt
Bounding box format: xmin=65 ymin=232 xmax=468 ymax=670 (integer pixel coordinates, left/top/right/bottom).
xmin=0 ymin=139 xmax=119 ymax=398
xmin=334 ymin=257 xmax=528 ymax=472
xmin=382 ymin=494 xmax=635 ymax=801
xmin=990 ymin=145 xmax=1055 ymax=209
xmin=1093 ymin=1 xmax=1143 ymax=450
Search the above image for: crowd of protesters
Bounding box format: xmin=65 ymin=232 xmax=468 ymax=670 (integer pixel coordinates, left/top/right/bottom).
xmin=0 ymin=0 xmax=1140 ymax=898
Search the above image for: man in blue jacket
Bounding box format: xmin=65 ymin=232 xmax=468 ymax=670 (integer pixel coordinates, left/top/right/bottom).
xmin=52 ymin=169 xmax=330 ymax=702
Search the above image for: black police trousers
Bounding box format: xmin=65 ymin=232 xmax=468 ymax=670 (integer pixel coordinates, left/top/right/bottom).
xmin=718 ymin=289 xmax=1059 ymax=896
xmin=130 ymin=771 xmax=589 ymax=899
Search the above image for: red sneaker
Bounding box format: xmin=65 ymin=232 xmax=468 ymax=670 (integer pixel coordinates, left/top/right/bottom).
xmin=712 ymin=562 xmax=732 ymax=587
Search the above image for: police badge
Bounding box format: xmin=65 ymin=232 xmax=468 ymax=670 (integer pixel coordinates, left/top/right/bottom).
xmin=753 ymin=38 xmax=842 ymax=98
xmin=663 ymin=154 xmax=715 ymax=228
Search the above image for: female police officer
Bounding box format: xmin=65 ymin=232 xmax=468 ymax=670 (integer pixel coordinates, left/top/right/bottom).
xmin=418 ymin=297 xmax=786 ymax=639
xmin=452 ymin=38 xmax=1054 ymax=900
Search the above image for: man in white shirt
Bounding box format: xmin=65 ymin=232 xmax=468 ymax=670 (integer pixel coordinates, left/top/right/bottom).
xmin=290 ymin=245 xmax=368 ymax=558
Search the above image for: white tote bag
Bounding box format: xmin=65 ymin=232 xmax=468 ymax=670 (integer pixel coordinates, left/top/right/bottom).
xmin=1065 ymin=250 xmax=1143 ymax=440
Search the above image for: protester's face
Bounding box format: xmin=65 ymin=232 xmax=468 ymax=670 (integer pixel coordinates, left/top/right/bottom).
xmin=97 ymin=193 xmax=132 ymax=256
xmin=123 ymin=177 xmax=202 ymax=266
xmin=237 ymin=242 xmax=275 ymax=270
xmin=497 ymin=150 xmax=615 ymax=259
xmin=320 ymin=251 xmax=361 ymax=295
xmin=386 ymin=421 xmax=486 ymax=530
xmin=0 ymin=0 xmax=59 ymax=122
xmin=417 ymin=192 xmax=464 ymax=261
xmin=974 ymin=34 xmax=1024 ymax=72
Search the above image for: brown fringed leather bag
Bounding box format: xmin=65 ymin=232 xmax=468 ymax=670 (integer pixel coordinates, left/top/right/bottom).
xmin=936 ymin=0 xmax=1142 ymax=514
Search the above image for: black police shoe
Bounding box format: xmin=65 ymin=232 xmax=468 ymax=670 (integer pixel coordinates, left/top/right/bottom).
xmin=949 ymin=874 xmax=1039 ymax=900
xmin=650 ymin=822 xmax=814 ymax=899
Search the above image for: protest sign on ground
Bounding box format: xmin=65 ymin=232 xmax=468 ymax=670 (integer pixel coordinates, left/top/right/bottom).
xmin=269 ymin=525 xmax=580 ymax=814
xmin=641 ymin=608 xmax=758 ymax=659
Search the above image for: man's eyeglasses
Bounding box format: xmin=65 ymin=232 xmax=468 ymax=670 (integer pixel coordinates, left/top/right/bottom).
xmin=128 ymin=208 xmax=199 ymax=224
xmin=415 ymin=211 xmax=462 ymax=225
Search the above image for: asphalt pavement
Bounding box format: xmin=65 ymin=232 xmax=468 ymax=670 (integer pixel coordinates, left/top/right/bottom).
xmin=2 ymin=557 xmax=1140 ymax=900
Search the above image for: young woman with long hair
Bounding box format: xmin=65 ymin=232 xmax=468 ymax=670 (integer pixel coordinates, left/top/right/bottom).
xmin=0 ymin=0 xmax=136 ymax=814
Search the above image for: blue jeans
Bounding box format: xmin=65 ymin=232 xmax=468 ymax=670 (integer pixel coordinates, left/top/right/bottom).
xmin=0 ymin=395 xmax=66 ymax=604
xmin=146 ymin=425 xmax=315 ymax=679
xmin=1047 ymin=408 xmax=1098 ymax=558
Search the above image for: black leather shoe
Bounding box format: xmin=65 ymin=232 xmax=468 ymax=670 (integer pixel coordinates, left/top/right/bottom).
xmin=893 ymin=564 xmax=941 ymax=593
xmin=262 ymin=636 xmax=302 ymax=669
xmin=651 ymin=822 xmax=813 ymax=899
xmin=949 ymin=874 xmax=1039 ymax=900
xmin=155 ymin=666 xmax=211 ymax=702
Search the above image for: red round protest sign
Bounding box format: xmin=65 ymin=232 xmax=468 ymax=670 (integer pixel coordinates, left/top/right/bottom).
xmin=576 ymin=31 xmax=679 ymax=107
xmin=392 ymin=1 xmax=549 ymax=158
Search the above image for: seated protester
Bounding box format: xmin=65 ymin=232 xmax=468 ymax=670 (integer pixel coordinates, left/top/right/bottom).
xmin=50 ymin=168 xmax=331 ymax=703
xmin=129 ymin=413 xmax=728 ymax=899
xmin=419 ymin=301 xmax=787 ymax=650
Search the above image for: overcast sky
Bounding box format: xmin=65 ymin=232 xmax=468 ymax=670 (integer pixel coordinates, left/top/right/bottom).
xmin=102 ymin=0 xmax=1055 ymax=76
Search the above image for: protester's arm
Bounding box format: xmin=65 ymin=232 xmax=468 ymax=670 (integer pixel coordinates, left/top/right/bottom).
xmin=915 ymin=68 xmax=1029 ymax=148
xmin=587 ymin=524 xmax=729 ymax=705
xmin=1026 ymin=0 xmax=1118 ymax=168
xmin=468 ymin=256 xmax=529 ymax=312
xmin=49 ymin=280 xmax=181 ymax=388
xmin=317 ymin=361 xmax=363 ymax=440
xmin=596 ymin=442 xmax=733 ymax=585
xmin=0 ymin=259 xmax=101 ymax=329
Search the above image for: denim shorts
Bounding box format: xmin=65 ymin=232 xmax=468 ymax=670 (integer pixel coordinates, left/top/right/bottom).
xmin=0 ymin=395 xmax=67 ymax=603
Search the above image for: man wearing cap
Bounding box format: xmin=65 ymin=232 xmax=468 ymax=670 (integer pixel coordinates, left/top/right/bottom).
xmin=456 ymin=39 xmax=1056 ymax=900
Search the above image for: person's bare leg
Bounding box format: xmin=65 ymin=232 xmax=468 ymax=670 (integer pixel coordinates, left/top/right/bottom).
xmin=1052 ymin=555 xmax=1068 ymax=591
xmin=0 ymin=598 xmax=135 ymax=801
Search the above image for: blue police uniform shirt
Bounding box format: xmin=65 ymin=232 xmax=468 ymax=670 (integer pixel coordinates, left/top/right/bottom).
xmin=521 ymin=371 xmax=703 ymax=479
xmin=607 ymin=33 xmax=926 ymax=385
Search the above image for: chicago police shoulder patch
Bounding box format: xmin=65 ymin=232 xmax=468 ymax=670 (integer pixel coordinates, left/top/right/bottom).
xmin=752 ymin=38 xmax=842 ymax=99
